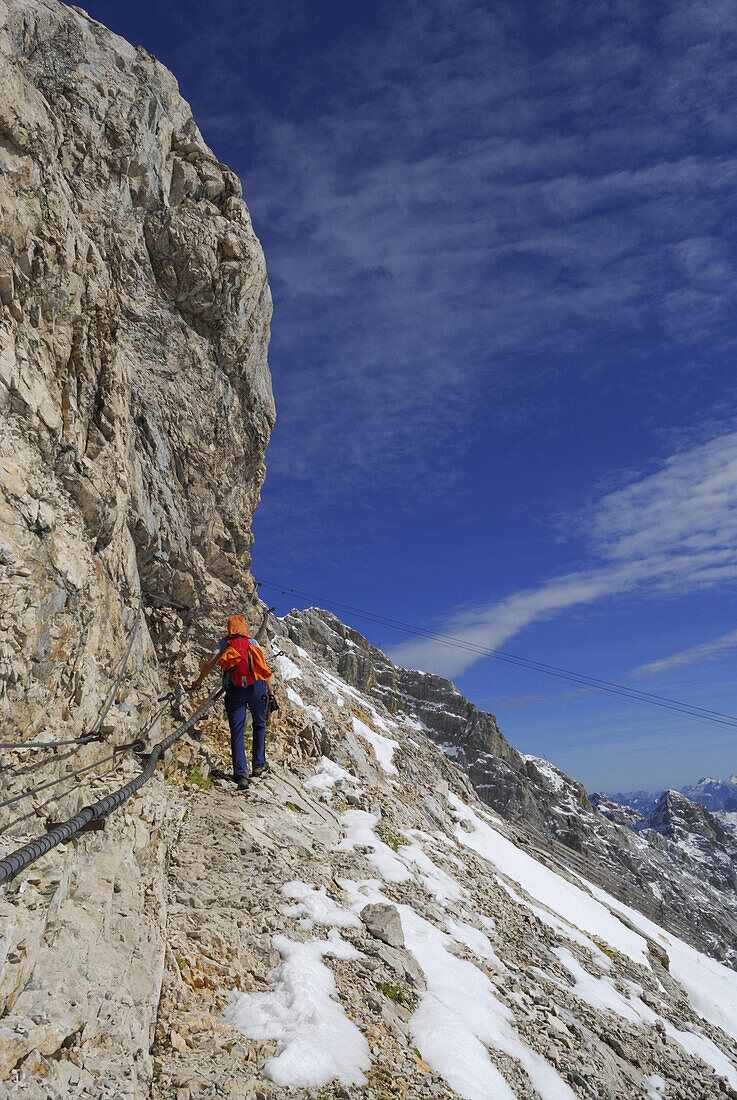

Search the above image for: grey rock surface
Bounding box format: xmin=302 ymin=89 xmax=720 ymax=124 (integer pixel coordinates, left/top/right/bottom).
xmin=0 ymin=0 xmax=273 ymax=822
xmin=360 ymin=902 xmax=405 ymax=949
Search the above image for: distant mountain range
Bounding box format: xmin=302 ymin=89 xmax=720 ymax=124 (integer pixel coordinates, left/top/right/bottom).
xmin=603 ymin=775 xmax=737 ymax=830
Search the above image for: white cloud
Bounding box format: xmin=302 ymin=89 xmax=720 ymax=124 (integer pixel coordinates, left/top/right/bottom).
xmin=632 ymin=629 xmax=737 ymax=677
xmin=389 ymin=429 xmax=737 ymax=676
xmin=194 ymin=0 xmax=737 ymax=504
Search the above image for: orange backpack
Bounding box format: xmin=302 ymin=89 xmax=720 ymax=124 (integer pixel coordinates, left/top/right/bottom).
xmin=217 ymin=636 xmax=272 ymax=687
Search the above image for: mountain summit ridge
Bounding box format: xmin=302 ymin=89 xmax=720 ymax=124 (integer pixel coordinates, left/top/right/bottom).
xmin=284 ymin=606 xmax=737 ymax=969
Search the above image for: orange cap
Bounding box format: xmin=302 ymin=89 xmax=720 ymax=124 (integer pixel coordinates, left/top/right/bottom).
xmin=227 ymin=614 xmax=249 ymax=637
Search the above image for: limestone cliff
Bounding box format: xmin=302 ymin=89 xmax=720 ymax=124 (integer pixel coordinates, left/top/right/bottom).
xmin=0 ymin=0 xmax=273 ymax=806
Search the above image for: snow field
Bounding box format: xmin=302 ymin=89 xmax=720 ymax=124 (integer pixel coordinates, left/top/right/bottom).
xmin=582 ymin=879 xmax=737 ymax=1043
xmin=223 ymin=930 xmax=371 ymax=1088
xmin=226 ymin=696 xmax=737 ymax=1097
xmin=449 ymin=793 xmax=650 ymax=967
xmin=449 ymin=794 xmax=737 ymax=1082
xmin=499 ymin=881 xmax=612 ymax=968
xmin=553 ymin=948 xmax=737 ymax=1088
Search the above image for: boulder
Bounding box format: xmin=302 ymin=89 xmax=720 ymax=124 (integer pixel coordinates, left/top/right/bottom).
xmin=360 ymin=903 xmax=405 ymax=949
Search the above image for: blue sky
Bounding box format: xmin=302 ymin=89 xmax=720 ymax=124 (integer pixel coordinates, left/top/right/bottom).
xmin=81 ymin=0 xmax=737 ymax=793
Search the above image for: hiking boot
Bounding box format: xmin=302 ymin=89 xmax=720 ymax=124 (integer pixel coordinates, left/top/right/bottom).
xmin=236 ymin=776 xmax=250 ymax=791
xmin=252 ymin=763 xmax=270 ymax=778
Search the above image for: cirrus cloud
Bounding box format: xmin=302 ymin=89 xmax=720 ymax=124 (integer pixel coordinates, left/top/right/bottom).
xmin=389 ymin=428 xmax=737 ymax=676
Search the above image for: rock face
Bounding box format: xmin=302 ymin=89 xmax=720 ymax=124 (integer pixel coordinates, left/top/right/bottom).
xmin=1 ymin=1 xmax=271 ymax=1091
xmin=284 ymin=607 xmax=737 ymax=968
xmin=0 ymin=0 xmax=273 ymax=818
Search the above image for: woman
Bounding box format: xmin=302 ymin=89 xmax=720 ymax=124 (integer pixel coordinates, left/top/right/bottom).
xmin=188 ymin=615 xmax=272 ymax=790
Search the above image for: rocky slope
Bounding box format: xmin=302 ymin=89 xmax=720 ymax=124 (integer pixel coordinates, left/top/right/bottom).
xmin=4 ymin=616 xmax=737 ymax=1099
xmin=0 ymin=0 xmax=273 ymax=822
xmin=283 ymin=608 xmax=737 ymax=969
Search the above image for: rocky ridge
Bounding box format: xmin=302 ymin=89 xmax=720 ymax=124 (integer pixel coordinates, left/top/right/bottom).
xmin=282 ymin=607 xmax=737 ymax=968
xmin=601 ymin=778 xmax=737 ymax=834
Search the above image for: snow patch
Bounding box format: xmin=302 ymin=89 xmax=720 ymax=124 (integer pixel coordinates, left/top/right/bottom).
xmin=274 ymin=654 xmax=302 ymax=682
xmin=500 ymin=882 xmax=611 ymax=968
xmin=352 ymin=715 xmax=399 ymax=775
xmin=582 ymin=879 xmax=737 ymax=1043
xmin=398 ymin=840 xmax=465 ymax=905
xmin=554 ymin=947 xmax=737 ymax=1087
xmin=555 ymin=948 xmax=639 ymax=1023
xmin=306 ymin=757 xmax=360 ymax=794
xmin=286 ymin=685 xmax=304 ymax=708
xmin=280 ymin=881 xmax=361 ymax=931
xmin=337 ymin=810 xmax=411 ymax=883
xmin=446 ymin=917 xmax=506 ymax=970
xmin=314 ymin=666 xmax=346 ymax=706
xmin=224 ymin=930 xmax=370 ymax=1088
xmin=524 ymin=755 xmax=566 ymax=792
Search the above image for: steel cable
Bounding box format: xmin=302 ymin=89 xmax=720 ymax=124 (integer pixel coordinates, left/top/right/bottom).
xmin=0 ymin=695 xmax=174 ymax=813
xmin=0 ymin=732 xmax=106 ymax=751
xmin=0 ymin=739 xmax=141 ymax=812
xmin=259 ymin=577 xmax=737 ymax=730
xmin=0 ymin=696 xmax=174 ymax=834
xmin=0 ymin=688 xmax=224 ymax=886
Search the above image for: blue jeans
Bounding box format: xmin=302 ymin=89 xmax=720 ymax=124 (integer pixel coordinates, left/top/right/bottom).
xmin=224 ymin=681 xmax=268 ymax=778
